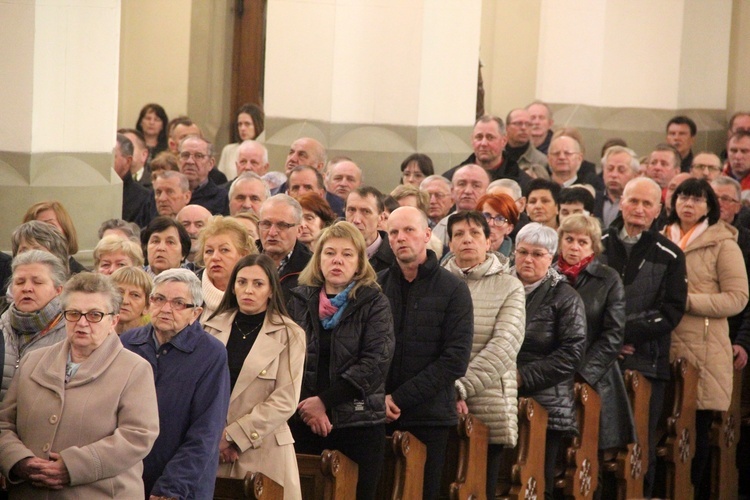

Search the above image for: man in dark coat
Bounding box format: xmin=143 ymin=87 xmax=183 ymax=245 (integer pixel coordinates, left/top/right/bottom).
xmin=346 ymin=186 xmax=394 ymax=273
xmin=378 ymin=206 xmax=473 ymax=500
xmin=115 ymin=133 xmax=150 ymax=223
xmin=599 ymin=177 xmax=687 ymax=497
xmin=178 ymin=135 xmax=229 ymax=216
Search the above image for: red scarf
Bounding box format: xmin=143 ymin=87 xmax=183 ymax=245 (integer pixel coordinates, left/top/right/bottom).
xmin=557 ymin=253 xmax=595 ymax=286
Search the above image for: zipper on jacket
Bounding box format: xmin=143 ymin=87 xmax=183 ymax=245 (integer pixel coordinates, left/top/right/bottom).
xmin=704 ymin=317 xmax=709 ymax=341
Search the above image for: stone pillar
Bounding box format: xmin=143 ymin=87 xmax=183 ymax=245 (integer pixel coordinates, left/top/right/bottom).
xmin=262 ymin=0 xmax=483 ymax=191
xmin=534 ymin=0 xmax=732 ymax=161
xmin=0 ymin=0 xmax=123 ymax=260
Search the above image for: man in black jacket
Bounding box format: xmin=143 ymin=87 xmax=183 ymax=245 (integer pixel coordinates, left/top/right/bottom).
xmin=345 ymin=186 xmax=394 ymax=272
xmin=599 ymin=177 xmax=687 ymax=497
xmin=115 ymin=133 xmax=150 ymax=223
xmin=378 ymin=206 xmax=473 ymax=500
xmin=178 ymin=136 xmax=229 ymax=216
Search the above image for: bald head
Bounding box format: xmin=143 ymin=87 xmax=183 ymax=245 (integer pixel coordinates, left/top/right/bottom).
xmin=285 ymin=137 xmax=326 ymax=174
xmin=177 ymin=204 xmax=212 ymax=260
xmin=387 ymin=206 xmax=432 ymax=268
xmin=452 ymin=164 xmax=490 ymax=210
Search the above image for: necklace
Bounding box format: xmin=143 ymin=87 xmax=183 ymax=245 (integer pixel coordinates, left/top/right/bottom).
xmin=234 ymin=320 xmax=263 ymax=340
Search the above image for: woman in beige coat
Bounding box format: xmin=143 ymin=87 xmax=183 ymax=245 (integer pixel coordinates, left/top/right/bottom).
xmin=443 ymin=211 xmax=526 ymax=499
xmin=0 ymin=272 xmax=159 ymax=499
xmin=204 ymin=254 xmax=305 ymax=499
xmin=664 ymin=179 xmax=748 ymax=499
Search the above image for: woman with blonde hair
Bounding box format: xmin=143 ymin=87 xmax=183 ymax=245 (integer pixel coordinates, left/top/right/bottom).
xmin=110 ymin=266 xmax=153 ymax=335
xmin=287 ymin=222 xmax=394 ymax=500
xmin=196 ymin=216 xmax=258 ymax=321
xmin=93 ymin=235 xmax=144 ymax=275
xmin=23 ymin=201 xmax=85 ymax=273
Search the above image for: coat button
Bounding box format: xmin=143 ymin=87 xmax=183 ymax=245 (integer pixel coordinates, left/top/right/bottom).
xmin=260 ymin=369 xmax=267 ymax=375
xmin=42 ymin=443 xmax=50 ymax=452
xmin=250 ymin=432 xmax=259 ymax=440
xmin=49 ymin=415 xmax=58 ymax=424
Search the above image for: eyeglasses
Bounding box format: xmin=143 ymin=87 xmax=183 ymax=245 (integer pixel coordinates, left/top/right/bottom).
xmin=64 ymin=310 xmax=114 ymax=323
xmin=509 ymin=121 xmax=532 ymax=128
xmin=178 ymin=152 xmax=208 ymax=161
xmin=676 ymin=194 xmax=707 ymax=205
xmin=482 ymin=212 xmax=508 ymax=226
xmin=428 ymin=192 xmax=449 ymax=200
xmin=549 ymin=150 xmax=580 ymax=158
xmin=717 ymin=195 xmax=740 ymax=205
xmin=691 ymin=164 xmax=721 ymax=173
xmin=515 ymin=248 xmax=551 ymax=260
xmin=258 ymin=220 xmax=297 ymax=231
xmin=149 ymin=294 xmax=196 ymax=311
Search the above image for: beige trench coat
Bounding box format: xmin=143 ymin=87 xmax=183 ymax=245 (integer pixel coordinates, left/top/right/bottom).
xmin=204 ymin=311 xmax=306 ymax=499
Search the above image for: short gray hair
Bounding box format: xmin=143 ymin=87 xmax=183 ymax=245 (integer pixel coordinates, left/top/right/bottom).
xmin=60 ymin=271 xmax=123 ymax=314
xmin=12 ymin=249 xmax=68 ymax=288
xmin=260 ymin=194 xmax=303 ymax=224
xmin=11 ymin=221 xmax=70 ymax=275
xmin=488 ymin=178 xmax=522 ymax=199
xmin=117 ymin=133 xmax=134 ymax=157
xmin=516 ymin=222 xmax=558 ymax=255
xmin=229 ymin=172 xmax=270 ymax=201
xmin=712 ymin=176 xmax=742 ymax=200
xmin=420 ymin=175 xmax=452 ymax=191
xmin=153 ymin=268 xmax=203 ymax=307
xmin=155 ymin=170 xmax=190 ymax=192
xmin=601 ymin=145 xmax=640 ymax=175
xmin=238 ymin=140 xmax=268 ymax=165
xmin=179 ymin=135 xmax=214 ymax=158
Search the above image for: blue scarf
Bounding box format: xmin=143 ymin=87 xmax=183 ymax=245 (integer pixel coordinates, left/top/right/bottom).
xmin=319 ymin=282 xmax=355 ymax=330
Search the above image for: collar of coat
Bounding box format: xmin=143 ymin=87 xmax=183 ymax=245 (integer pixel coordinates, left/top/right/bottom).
xmin=125 ymin=321 xmax=204 ymax=353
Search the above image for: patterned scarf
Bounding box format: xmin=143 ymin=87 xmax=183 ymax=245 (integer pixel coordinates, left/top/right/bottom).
xmin=10 ymin=296 xmax=64 ymax=350
xmin=557 ymin=254 xmax=595 ymax=286
xmin=318 ymin=282 xmax=355 ymax=330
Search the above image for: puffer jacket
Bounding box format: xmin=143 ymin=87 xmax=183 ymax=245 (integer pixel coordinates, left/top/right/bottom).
xmin=600 ymin=224 xmax=687 ymax=380
xmin=516 ymin=268 xmax=586 ymax=433
xmin=557 ymin=258 xmax=635 ymax=449
xmin=287 ymin=284 xmax=394 ymax=428
xmin=667 ymin=221 xmax=748 ymax=411
xmin=443 ymin=252 xmax=525 ymax=446
xmin=1 ymin=301 xmax=67 ymax=401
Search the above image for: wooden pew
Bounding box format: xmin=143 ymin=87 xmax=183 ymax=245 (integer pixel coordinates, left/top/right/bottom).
xmin=377 ymin=430 xmax=427 ymax=499
xmin=497 ymin=398 xmax=549 ymax=500
xmin=709 ymin=368 xmax=742 ymax=500
xmin=602 ymin=369 xmax=651 ymax=500
xmin=440 ymin=413 xmax=489 ymax=499
xmin=554 ymin=382 xmax=601 ymax=499
xmin=655 ymin=357 xmax=698 ymax=500
xmin=296 ymin=450 xmax=358 ymax=500
xmin=214 ymin=472 xmax=284 ymax=499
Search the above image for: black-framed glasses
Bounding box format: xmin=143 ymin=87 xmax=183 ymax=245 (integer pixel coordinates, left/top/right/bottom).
xmin=482 ymin=212 xmax=508 ymax=226
xmin=149 ymin=294 xmax=196 ymax=311
xmin=258 ymin=220 xmax=297 ymax=231
xmin=63 ymin=310 xmax=114 ymax=323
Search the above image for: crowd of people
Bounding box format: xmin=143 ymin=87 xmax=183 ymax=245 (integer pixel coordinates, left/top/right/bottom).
xmin=0 ymin=100 xmax=749 ymax=500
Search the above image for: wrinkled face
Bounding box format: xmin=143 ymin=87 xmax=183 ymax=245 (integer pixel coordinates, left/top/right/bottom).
xmin=514 ymin=242 xmax=553 ymax=285
xmin=299 ymin=209 xmax=325 ymax=246
xmin=234 ymin=265 xmax=272 ymax=315
xmin=149 ymin=281 xmax=201 ymax=338
xmin=11 ymin=263 xmax=62 ymax=313
xmin=320 ymin=237 xmax=359 ymax=293
xmin=64 ymin=292 xmax=117 ymax=354
xmin=96 ymin=251 xmax=134 ymax=276
xmin=603 ymin=152 xmax=637 ymax=197
xmin=346 ymin=192 xmax=382 ymax=245
xmin=236 ymin=143 xmax=268 ymax=175
xmin=448 ymin=219 xmax=490 ymax=269
xmin=140 ymin=110 xmax=163 ymax=137
xmin=471 ymin=121 xmax=507 ymax=166
xmin=259 ymin=202 xmax=299 ymax=260
xmin=288 ymin=169 xmax=324 ymax=199
xmin=387 ymin=209 xmax=431 ymax=265
xmin=666 ymin=123 xmax=694 ymax=157
xmin=35 ymin=209 xmax=64 ymax=235
xmin=237 ymin=112 xmax=256 ymax=141
xmin=423 ymin=180 xmax=453 ymax=221
xmin=526 ymin=189 xmax=558 ymax=225
xmin=621 ymin=182 xmax=662 ymax=232
xmin=203 ymin=233 xmax=244 ymax=290
xmin=154 ymin=176 xmax=191 ymax=217
xmin=327 ymin=161 xmax=362 ymax=199
xmin=229 ymin=179 xmax=267 ymax=216
xmin=559 ymin=231 xmax=594 ymax=266
xmin=402 ymin=161 xmax=426 ymax=187
xmin=452 ymin=167 xmax=489 ymax=211
xmin=179 ymin=137 xmax=213 ymax=187
xmin=176 ymin=206 xmax=211 ymax=243
xmin=713 ymin=183 xmax=742 ymax=224
xmin=728 ymin=136 xmax=750 ymax=179
xmin=527 ymin=103 xmax=552 ymax=139
xmin=690 ymin=153 xmax=722 ymax=181
xmin=675 ymin=192 xmax=708 ymax=228
xmin=665 ymin=173 xmax=691 ymax=212
xmin=116 ymin=283 xmax=148 ymax=328
xmin=481 ymin=202 xmax=513 ymax=250
xmin=646 ymin=150 xmax=680 ymax=188
xmin=147 ymin=227 xmax=184 ymax=275
xmin=506 ymin=109 xmax=532 ymax=147
xmin=285 ymin=138 xmax=323 ymax=174
xmin=559 ymin=202 xmax=587 ymax=223
xmin=548 ymin=137 xmax=582 ymax=180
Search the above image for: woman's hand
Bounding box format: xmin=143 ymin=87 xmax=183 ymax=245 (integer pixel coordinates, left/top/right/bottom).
xmin=28 ymin=453 xmax=69 ymax=489
xmin=10 ymin=457 xmax=48 ymax=481
xmin=298 ymin=397 xmax=332 ymax=437
xmin=456 ymin=399 xmax=469 ymax=415
xmin=219 ymin=431 xmax=240 ymax=464
xmin=734 ymin=345 xmax=748 ymax=370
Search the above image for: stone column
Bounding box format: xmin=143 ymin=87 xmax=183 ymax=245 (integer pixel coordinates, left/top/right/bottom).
xmin=0 ymin=0 xmax=123 ymax=260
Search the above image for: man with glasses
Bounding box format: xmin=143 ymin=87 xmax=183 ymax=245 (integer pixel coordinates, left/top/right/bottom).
xmin=599 ymin=177 xmax=687 ymax=498
xmin=504 ymin=108 xmax=548 ymax=171
xmin=420 ymin=175 xmax=453 ymax=227
xmin=121 ymin=269 xmax=230 ymax=500
xmin=178 ymin=135 xmax=229 ymax=216
xmin=596 ymin=146 xmax=640 ymax=227
xmin=548 ymin=135 xmax=586 ymax=187
xmin=257 ymin=194 xmax=312 ymax=298
xmin=690 ymin=152 xmax=723 ymax=181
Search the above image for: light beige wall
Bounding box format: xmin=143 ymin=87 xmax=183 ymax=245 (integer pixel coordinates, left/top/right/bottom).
xmin=728 ymin=0 xmax=750 ymax=115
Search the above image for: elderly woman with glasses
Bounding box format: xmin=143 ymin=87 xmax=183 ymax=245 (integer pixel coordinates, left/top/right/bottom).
xmin=0 ymin=272 xmax=159 ymax=499
xmin=476 ymin=193 xmax=520 ymax=257
xmin=663 ymin=178 xmax=749 ymax=498
xmin=512 ymin=223 xmax=586 ymax=499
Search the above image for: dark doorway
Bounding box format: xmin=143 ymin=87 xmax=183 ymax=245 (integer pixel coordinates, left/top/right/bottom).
xmin=230 ymin=0 xmax=267 ymax=139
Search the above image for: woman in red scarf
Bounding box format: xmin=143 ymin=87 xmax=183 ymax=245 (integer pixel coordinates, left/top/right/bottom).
xmin=555 ymin=214 xmax=635 ymax=497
